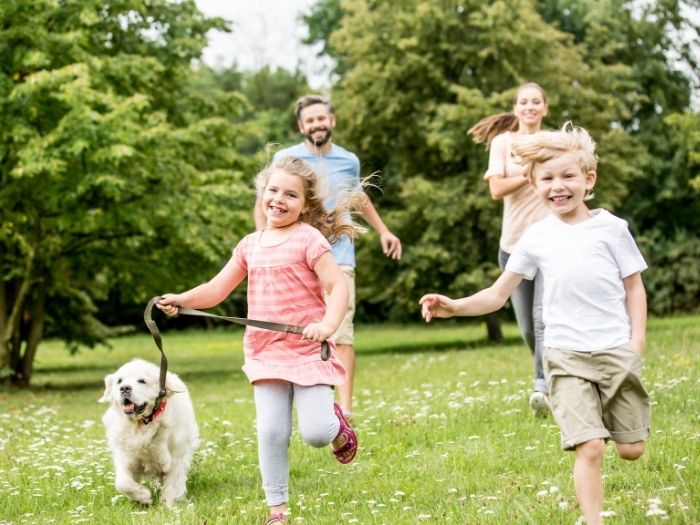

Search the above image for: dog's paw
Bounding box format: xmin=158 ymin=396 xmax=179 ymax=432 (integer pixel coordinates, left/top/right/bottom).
xmin=117 ymin=482 xmax=152 ymax=506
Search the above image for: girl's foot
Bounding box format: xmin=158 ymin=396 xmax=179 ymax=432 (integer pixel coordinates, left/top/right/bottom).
xmin=332 ymin=402 xmax=358 ymax=464
xmin=264 ymin=511 xmax=288 ymax=524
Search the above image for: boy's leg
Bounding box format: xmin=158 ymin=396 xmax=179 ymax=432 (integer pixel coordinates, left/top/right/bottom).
xmin=615 ymin=441 xmax=645 ymax=460
xmin=574 ymin=439 xmax=606 ymax=525
xmin=254 ymin=380 xmax=293 ymax=513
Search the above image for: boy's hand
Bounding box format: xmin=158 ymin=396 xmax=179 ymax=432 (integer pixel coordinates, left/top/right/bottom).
xmin=419 ymin=294 xmax=457 ymax=322
xmin=303 ymin=322 xmax=334 ymax=342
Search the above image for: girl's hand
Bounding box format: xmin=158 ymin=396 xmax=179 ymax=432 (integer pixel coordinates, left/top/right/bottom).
xmin=419 ymin=294 xmax=457 ymax=322
xmin=302 ymin=322 xmax=334 ymax=342
xmin=157 ymin=294 xmax=181 ymax=318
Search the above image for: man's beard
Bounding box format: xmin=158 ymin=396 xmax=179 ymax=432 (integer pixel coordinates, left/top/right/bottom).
xmin=305 ymin=127 xmax=332 ymax=148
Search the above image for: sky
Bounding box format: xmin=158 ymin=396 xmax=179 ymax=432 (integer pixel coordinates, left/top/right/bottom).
xmin=194 ymin=0 xmax=334 ymax=89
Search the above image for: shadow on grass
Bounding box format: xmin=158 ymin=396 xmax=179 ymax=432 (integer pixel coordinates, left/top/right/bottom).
xmin=9 ymin=336 xmax=525 ymax=393
xmin=358 ymin=335 xmax=524 ymax=356
xmin=12 ymin=366 xmax=246 ymax=393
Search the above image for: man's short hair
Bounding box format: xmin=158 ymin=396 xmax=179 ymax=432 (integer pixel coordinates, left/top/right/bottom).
xmin=295 ymin=95 xmax=335 ymax=121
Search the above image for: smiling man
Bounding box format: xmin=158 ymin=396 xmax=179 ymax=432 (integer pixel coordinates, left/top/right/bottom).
xmin=254 ymin=94 xmax=402 ymax=419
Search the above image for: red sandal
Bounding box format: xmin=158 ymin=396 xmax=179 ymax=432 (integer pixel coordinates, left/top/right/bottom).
xmin=332 ymin=402 xmax=358 ymax=464
xmin=263 ymin=512 xmax=288 ymax=524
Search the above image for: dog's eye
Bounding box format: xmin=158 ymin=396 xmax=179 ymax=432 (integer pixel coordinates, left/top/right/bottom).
xmin=117 ymin=378 xmax=122 ymax=384
xmin=137 ymin=379 xmax=146 ymax=384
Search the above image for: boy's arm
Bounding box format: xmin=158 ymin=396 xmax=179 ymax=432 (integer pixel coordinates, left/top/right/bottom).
xmin=623 ymin=271 xmax=647 ymax=354
xmin=420 ymin=271 xmax=524 ymax=322
xmin=304 ymin=252 xmax=348 ymax=342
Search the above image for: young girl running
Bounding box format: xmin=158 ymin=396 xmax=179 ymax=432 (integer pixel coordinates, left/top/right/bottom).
xmin=157 ymin=156 xmax=361 ymax=524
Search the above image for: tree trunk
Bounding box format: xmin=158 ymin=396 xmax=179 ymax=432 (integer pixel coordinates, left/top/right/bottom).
xmin=12 ymin=280 xmax=46 ymax=387
xmin=485 ymin=313 xmax=503 ymax=343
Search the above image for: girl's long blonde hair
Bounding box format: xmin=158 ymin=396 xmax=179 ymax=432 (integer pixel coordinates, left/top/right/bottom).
xmin=255 ymin=156 xmax=367 ymax=244
xmin=468 ymin=82 xmax=548 ymax=148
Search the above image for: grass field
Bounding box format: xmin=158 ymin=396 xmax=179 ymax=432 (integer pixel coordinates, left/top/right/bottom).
xmin=1 ymin=316 xmax=698 ymax=524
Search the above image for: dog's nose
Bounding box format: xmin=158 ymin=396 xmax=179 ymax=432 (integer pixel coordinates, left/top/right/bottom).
xmin=120 ymin=384 xmax=132 ymax=394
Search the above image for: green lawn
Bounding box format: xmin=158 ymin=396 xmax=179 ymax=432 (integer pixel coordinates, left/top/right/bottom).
xmin=1 ymin=316 xmax=698 ymax=524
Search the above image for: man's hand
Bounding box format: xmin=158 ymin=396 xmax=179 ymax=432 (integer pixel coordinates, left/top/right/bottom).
xmin=380 ymin=231 xmax=402 ymax=260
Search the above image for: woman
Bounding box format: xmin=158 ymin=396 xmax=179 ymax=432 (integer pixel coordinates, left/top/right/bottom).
xmin=468 ymin=82 xmax=550 ymax=418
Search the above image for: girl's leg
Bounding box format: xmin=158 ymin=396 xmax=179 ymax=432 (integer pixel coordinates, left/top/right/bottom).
xmin=574 ymin=439 xmax=605 ymax=525
xmin=294 ymin=384 xmax=339 ymax=447
xmin=254 ymin=380 xmax=294 ymax=513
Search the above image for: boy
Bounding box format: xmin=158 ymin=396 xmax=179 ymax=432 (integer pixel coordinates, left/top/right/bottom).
xmin=420 ymin=124 xmax=650 ymax=524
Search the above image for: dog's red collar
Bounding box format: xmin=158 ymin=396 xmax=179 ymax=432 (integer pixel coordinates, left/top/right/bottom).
xmin=141 ymin=400 xmax=167 ymax=425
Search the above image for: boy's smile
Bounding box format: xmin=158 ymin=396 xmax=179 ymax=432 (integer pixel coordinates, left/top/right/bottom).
xmin=532 ymin=152 xmax=596 ymax=224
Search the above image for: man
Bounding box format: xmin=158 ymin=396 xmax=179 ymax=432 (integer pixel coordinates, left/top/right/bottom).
xmin=254 ymin=94 xmax=402 ymax=418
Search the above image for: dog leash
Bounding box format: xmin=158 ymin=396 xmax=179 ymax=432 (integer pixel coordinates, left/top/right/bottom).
xmin=144 ymin=296 xmax=332 ymax=412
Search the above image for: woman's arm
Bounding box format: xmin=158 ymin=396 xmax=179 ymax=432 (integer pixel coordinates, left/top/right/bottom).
xmin=485 ymin=134 xmax=530 ymax=199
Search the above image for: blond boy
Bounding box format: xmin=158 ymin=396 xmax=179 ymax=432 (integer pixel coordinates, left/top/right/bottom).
xmin=420 ymin=124 xmax=650 ymax=524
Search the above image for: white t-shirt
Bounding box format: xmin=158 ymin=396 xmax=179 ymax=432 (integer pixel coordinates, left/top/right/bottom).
xmin=506 ymin=209 xmax=647 ymax=352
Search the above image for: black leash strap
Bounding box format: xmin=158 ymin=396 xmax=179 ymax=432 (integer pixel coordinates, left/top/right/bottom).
xmin=143 ymin=297 xmax=331 ymax=389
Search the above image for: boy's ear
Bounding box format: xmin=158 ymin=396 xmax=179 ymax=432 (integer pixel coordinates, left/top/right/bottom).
xmin=586 ymin=170 xmax=597 ymax=189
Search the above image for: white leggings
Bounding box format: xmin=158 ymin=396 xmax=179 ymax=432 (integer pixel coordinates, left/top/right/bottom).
xmin=254 ymin=380 xmax=340 ymax=506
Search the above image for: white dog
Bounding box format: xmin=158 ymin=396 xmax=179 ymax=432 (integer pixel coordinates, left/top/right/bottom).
xmin=100 ymin=358 xmax=199 ymax=507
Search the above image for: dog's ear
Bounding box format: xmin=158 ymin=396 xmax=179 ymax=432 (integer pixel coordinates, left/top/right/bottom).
xmin=99 ymin=373 xmax=116 ymax=403
xmin=165 ymin=371 xmax=187 ymax=395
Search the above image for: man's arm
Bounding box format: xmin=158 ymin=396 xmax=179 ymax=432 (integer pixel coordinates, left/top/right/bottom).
xmin=356 ymin=194 xmax=402 ymax=260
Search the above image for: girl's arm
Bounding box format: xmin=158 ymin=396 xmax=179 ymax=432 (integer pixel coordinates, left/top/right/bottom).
xmin=485 ymin=135 xmax=529 ymax=199
xmin=157 ymin=256 xmax=247 ymax=315
xmin=623 ymin=272 xmax=647 ymax=354
xmin=420 ymin=271 xmax=524 ymax=322
xmin=303 ymin=252 xmax=348 ymax=342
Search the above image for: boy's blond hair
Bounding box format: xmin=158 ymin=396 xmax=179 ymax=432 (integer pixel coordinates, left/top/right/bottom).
xmin=512 ymin=122 xmax=598 ymax=191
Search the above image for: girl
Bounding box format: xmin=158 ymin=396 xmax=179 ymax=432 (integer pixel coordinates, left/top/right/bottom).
xmin=158 ymin=156 xmax=362 ymax=524
xmin=468 ymin=82 xmax=551 ymax=418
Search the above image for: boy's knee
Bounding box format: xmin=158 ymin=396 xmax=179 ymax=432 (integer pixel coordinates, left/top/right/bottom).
xmin=576 ymin=439 xmax=606 ymax=462
xmin=617 ymin=441 xmax=645 ymax=461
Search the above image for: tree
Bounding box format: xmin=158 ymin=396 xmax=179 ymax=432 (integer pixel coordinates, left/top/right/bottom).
xmin=0 ymin=0 xmax=255 ymax=386
xmin=307 ymin=0 xmax=643 ymax=323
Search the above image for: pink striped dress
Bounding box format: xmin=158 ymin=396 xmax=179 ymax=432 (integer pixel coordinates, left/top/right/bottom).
xmin=233 ymin=222 xmax=347 ymax=386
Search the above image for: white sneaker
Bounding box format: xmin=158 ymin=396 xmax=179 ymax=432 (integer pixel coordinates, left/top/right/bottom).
xmin=529 ymin=391 xmax=550 ymax=418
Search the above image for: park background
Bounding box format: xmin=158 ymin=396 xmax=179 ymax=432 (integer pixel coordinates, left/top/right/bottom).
xmin=1 ymin=0 xmax=699 ymax=523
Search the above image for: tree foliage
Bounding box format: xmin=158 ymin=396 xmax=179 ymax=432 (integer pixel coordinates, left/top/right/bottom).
xmin=305 ymin=0 xmax=700 ymax=320
xmin=0 ymin=0 xmax=255 ymax=386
